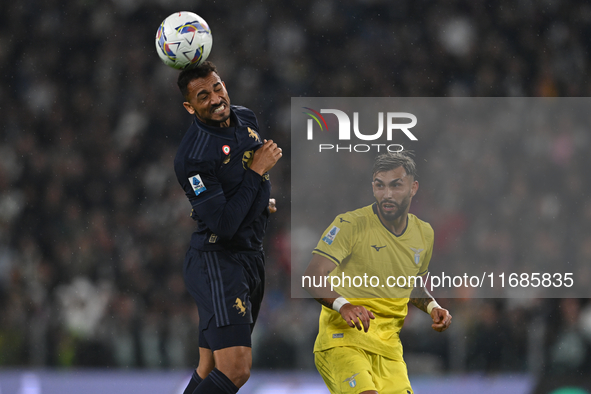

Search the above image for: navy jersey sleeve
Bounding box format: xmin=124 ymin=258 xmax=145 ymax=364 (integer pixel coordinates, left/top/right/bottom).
xmin=185 ymin=159 xmax=264 ymax=240
xmin=238 ymin=172 xmax=271 ymax=228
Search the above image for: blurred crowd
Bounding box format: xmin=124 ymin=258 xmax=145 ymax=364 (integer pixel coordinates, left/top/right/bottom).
xmin=1 ymin=0 xmax=591 ymax=380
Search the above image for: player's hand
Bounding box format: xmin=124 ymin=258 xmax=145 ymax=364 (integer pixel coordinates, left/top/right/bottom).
xmin=340 ymin=303 xmax=375 ymax=333
xmin=268 ymin=198 xmax=277 ymax=214
xmin=250 ymin=139 xmax=282 ymax=176
xmin=430 ymin=307 xmax=452 ymax=332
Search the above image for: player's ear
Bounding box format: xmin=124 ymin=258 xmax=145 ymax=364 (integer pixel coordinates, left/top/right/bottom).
xmin=183 ymin=102 xmax=195 ymax=114
xmin=411 ymin=180 xmax=419 ymax=197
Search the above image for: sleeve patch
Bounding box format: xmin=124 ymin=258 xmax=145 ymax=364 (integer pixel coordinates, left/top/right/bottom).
xmin=189 ymin=174 xmax=207 ymax=196
xmin=322 ymin=226 xmax=340 ymax=245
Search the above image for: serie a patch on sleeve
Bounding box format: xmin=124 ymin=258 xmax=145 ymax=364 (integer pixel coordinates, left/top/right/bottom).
xmin=322 ymin=226 xmax=340 ymax=245
xmin=189 ymin=174 xmax=207 ymax=196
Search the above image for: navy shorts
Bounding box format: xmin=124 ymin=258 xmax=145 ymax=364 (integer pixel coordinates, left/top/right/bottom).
xmin=183 ymin=248 xmax=265 ymax=351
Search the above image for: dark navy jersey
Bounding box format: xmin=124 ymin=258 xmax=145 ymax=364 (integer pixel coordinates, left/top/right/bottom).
xmin=174 ymin=105 xmax=271 ymax=252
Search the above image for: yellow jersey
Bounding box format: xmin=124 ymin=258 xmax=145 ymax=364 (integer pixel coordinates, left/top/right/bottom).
xmin=312 ymin=203 xmax=434 ymax=360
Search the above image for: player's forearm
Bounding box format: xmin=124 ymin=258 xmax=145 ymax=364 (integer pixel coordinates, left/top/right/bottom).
xmin=195 ymin=169 xmax=264 ymax=238
xmin=303 ymin=255 xmax=341 ymax=307
xmin=236 ymin=177 xmax=271 ymax=228
xmin=304 ymin=283 xmax=341 ymax=308
xmin=314 ymin=297 xmax=337 ymax=309
xmin=409 ymin=285 xmax=435 ymax=314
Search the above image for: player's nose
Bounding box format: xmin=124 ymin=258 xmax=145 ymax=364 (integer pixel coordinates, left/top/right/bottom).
xmin=211 ymin=93 xmax=223 ymax=105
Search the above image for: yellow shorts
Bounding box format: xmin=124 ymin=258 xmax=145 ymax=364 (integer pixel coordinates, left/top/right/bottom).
xmin=314 ymin=346 xmax=413 ymax=394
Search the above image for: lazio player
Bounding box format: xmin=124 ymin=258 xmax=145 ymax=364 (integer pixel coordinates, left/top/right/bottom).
xmin=304 ymin=152 xmax=451 ymax=394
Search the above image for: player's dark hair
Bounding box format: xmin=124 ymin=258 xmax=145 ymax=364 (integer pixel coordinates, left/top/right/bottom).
xmin=372 ymin=150 xmax=417 ymax=179
xmin=177 ymin=61 xmax=219 ymax=100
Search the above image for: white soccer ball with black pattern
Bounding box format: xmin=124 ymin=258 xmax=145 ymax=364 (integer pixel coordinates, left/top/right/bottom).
xmin=155 ymin=11 xmax=213 ymax=70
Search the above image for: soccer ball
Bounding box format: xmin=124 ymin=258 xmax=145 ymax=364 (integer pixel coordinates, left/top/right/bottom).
xmin=155 ymin=11 xmax=213 ymax=70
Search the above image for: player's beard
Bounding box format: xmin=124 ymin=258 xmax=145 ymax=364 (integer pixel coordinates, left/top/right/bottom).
xmin=377 ymin=194 xmax=410 ymax=223
xmin=217 ymin=112 xmax=231 ymax=125
xmin=211 ymin=101 xmax=230 ymax=123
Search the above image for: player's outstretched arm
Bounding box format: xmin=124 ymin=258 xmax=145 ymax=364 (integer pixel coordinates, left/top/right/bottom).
xmin=303 ymin=254 xmax=375 ymax=333
xmin=409 ymin=284 xmax=452 ymax=332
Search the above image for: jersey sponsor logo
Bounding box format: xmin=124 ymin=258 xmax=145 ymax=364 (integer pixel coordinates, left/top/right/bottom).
xmin=233 ymin=297 xmax=247 ymax=316
xmin=410 ymin=247 xmax=424 ymax=265
xmin=371 ymin=245 xmax=386 ymax=252
xmin=189 ymin=174 xmax=206 ymax=196
xmin=322 ymin=226 xmax=340 ymax=245
xmin=248 ymin=127 xmax=260 ymax=142
xmin=343 ymin=373 xmax=359 ymax=388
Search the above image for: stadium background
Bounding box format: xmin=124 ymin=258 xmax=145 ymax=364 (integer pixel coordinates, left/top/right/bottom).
xmin=1 ymin=0 xmax=591 ymax=393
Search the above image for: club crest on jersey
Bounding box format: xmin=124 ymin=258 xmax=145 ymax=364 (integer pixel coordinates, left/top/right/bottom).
xmin=322 ymin=226 xmax=340 ymax=245
xmin=248 ymin=127 xmax=260 ymax=142
xmin=410 ymin=247 xmax=424 ymax=265
xmin=189 ymin=174 xmax=206 ymax=196
xmin=344 ymin=373 xmax=359 ymax=388
xmin=234 ymin=297 xmax=247 ymax=316
xmin=242 ymin=150 xmax=254 ymax=169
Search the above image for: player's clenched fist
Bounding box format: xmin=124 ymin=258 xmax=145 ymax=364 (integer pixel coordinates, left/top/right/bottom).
xmin=339 ymin=303 xmax=375 ymax=333
xmin=430 ymin=307 xmax=452 ymax=332
xmin=268 ymin=198 xmax=277 ymax=214
xmin=250 ymin=139 xmax=282 ymax=176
